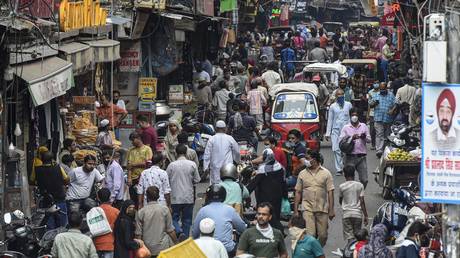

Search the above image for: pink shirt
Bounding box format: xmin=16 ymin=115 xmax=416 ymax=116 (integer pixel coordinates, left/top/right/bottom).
xmin=374 ymin=36 xmax=387 ymax=52
xmin=247 ymin=89 xmax=266 ymax=115
xmin=339 ymin=123 xmax=371 ymax=154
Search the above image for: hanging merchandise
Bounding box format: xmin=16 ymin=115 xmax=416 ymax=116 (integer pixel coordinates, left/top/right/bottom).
xmin=220 ymin=0 xmax=237 ymax=13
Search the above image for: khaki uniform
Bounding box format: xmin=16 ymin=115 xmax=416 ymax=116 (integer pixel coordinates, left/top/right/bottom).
xmin=295 ymin=166 xmax=334 ymax=246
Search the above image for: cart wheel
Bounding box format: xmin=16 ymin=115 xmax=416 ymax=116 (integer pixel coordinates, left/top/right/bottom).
xmin=382 ymin=175 xmax=392 ymax=200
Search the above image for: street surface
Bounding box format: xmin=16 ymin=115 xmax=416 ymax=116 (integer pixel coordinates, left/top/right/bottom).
xmin=193 ymin=141 xmax=384 ymax=256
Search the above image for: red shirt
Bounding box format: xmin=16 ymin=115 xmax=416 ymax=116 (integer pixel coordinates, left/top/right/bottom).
xmin=138 ymin=126 xmax=158 ymax=152
xmin=320 ymin=35 xmax=328 ymax=49
xmin=273 ymin=147 xmax=287 ymax=169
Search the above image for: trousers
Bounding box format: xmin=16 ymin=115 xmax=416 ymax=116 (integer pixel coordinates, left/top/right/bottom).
xmin=342 ymin=217 xmax=363 ymax=241
xmin=344 ymin=155 xmax=368 ymax=188
xmin=375 ymin=122 xmax=391 ymax=154
xmin=302 ymin=211 xmax=329 ymax=247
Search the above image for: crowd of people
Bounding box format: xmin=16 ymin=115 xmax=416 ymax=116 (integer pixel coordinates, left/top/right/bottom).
xmin=28 ymin=22 xmax=427 ymax=258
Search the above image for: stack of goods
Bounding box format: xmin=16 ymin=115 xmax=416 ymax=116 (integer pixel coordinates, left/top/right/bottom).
xmin=71 ymin=112 xmax=98 ymax=145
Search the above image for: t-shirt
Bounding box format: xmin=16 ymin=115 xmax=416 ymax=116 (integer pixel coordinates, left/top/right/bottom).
xmin=338 ymin=181 xmax=364 ymax=218
xmin=127 ymin=145 xmax=153 ymax=180
xmin=332 ymin=33 xmax=343 ymax=49
xmin=66 ymin=167 xmax=104 ymax=200
xmin=139 ymin=126 xmax=158 ymax=152
xmin=237 ymin=227 xmax=286 ymax=258
xmin=36 ymin=164 xmax=67 ymax=204
xmin=293 ymin=234 xmax=324 ymax=258
xmin=94 ymin=204 xmax=119 ymax=251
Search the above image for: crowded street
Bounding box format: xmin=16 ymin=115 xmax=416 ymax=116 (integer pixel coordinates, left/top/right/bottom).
xmin=1 ymin=0 xmax=460 ymax=257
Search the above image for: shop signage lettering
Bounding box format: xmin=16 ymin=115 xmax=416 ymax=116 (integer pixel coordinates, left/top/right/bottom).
xmin=380 ymin=12 xmax=396 ymax=26
xmin=421 ymin=83 xmax=460 ymax=204
xmin=29 ymin=67 xmax=73 ymax=106
xmin=119 ymin=41 xmax=141 ymax=72
xmin=138 ymin=77 xmax=157 ymax=100
xmin=59 ymin=0 xmax=107 ymax=32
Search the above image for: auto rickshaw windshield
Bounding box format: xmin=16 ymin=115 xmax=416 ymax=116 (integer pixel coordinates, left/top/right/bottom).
xmin=273 ymin=93 xmax=318 ymax=120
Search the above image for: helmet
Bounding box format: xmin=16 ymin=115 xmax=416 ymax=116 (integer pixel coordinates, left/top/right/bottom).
xmin=205 ymin=184 xmax=226 ymax=203
xmin=220 ymin=163 xmax=238 ymax=181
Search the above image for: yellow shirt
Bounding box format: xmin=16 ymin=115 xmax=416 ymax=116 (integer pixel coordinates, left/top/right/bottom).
xmin=295 ymin=166 xmax=335 ymax=213
xmin=127 ymin=145 xmax=153 ymax=180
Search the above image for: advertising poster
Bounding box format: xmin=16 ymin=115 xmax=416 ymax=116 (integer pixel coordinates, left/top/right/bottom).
xmin=422 ymin=83 xmax=460 ymax=204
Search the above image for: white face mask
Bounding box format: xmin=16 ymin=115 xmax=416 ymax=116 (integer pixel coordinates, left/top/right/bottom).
xmin=304 ymin=159 xmax=312 ymax=168
xmin=351 ymin=116 xmax=359 ymax=123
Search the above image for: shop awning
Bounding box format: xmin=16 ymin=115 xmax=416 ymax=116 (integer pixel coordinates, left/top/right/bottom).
xmin=59 ymin=42 xmax=93 ymax=75
xmin=84 ymin=39 xmax=121 ymax=63
xmin=13 ymin=57 xmax=74 ymax=106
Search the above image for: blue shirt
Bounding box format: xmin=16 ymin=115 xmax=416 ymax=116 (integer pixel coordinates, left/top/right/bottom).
xmin=192 ymin=202 xmax=246 ymax=252
xmin=293 ymin=235 xmax=324 ymax=258
xmin=281 ymin=47 xmax=296 ymax=72
xmin=370 ymin=92 xmax=396 ymax=123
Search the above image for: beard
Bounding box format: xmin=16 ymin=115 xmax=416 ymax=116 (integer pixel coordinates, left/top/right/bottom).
xmin=440 ymin=119 xmax=452 ymax=134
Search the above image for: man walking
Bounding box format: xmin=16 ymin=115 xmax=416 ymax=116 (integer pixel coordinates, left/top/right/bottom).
xmin=247 ymin=80 xmax=267 ymax=132
xmin=137 ymin=154 xmax=171 ymax=209
xmin=51 ymin=212 xmax=98 ymax=258
xmin=166 ymin=144 xmax=200 ymax=239
xmin=325 ymin=89 xmax=352 ymax=175
xmin=236 ymin=202 xmax=288 ymax=258
xmin=203 ymin=121 xmax=240 ymax=184
xmin=308 ymin=41 xmax=329 ymax=63
xmin=369 ymin=82 xmax=396 ymax=158
xmin=104 ymin=151 xmax=125 ymax=209
xmin=135 ymin=186 xmax=177 ymax=256
xmin=340 ymin=108 xmax=371 ymax=188
xmin=281 ymin=41 xmax=296 ymax=80
xmin=213 ymin=80 xmax=231 ymax=121
xmin=294 ymin=150 xmax=335 ymax=247
xmin=194 ymin=218 xmax=229 ymax=258
xmin=94 ymin=188 xmax=120 ymax=258
xmin=261 ymin=61 xmax=282 ymax=91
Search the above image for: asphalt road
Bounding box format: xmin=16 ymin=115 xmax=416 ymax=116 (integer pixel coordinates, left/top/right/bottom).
xmin=192 ymin=141 xmax=384 ymax=257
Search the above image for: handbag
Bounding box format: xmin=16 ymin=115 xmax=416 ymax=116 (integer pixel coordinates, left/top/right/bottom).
xmin=86 ymin=207 xmax=112 ymax=237
xmin=281 ymin=198 xmax=291 ymax=216
xmin=339 ymin=136 xmax=355 ymax=154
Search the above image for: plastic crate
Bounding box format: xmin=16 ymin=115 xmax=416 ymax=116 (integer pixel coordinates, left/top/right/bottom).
xmin=158 ymin=238 xmax=206 ymax=258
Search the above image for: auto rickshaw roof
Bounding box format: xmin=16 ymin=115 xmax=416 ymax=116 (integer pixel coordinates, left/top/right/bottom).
xmin=303 ymin=63 xmax=348 ymax=76
xmin=269 ymin=83 xmax=319 ymax=97
xmin=342 ymin=59 xmax=378 ymax=66
xmin=349 ymin=21 xmax=379 ymax=28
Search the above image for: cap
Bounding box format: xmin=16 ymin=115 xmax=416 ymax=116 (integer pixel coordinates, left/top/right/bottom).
xmin=199 ymin=218 xmax=215 ymax=234
xmin=100 ymin=119 xmax=110 ymax=127
xmin=312 ymin=75 xmax=321 ymax=82
xmin=216 ymin=120 xmax=226 ymax=128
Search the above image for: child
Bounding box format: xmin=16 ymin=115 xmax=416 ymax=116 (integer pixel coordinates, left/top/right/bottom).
xmin=353 ymin=228 xmax=368 ymax=258
xmin=288 ymin=215 xmax=324 ymax=258
xmin=339 ymin=165 xmax=368 ymax=242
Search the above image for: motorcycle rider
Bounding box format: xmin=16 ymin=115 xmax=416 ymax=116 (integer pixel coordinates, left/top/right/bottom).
xmin=219 ymin=164 xmax=250 ymax=215
xmin=192 ymin=184 xmax=247 ymax=257
xmin=228 ymin=100 xmax=258 ymax=150
xmin=396 ymin=221 xmax=430 ymax=258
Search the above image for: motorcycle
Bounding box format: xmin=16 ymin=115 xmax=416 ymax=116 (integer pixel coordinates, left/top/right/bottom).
xmin=386 ymin=124 xmax=420 ymax=151
xmin=0 ymin=207 xmax=64 ymax=258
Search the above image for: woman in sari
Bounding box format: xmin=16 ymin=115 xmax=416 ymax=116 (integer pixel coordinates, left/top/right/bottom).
xmin=164 ymin=119 xmax=182 ymax=163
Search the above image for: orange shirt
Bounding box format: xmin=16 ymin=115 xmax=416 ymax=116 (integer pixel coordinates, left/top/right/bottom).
xmin=96 ymin=104 xmax=127 ymax=127
xmin=319 ymin=35 xmax=328 ymax=49
xmin=94 ymin=204 xmax=120 ymax=251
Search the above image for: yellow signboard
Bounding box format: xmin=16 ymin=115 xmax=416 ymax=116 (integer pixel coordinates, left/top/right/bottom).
xmin=59 ymin=0 xmax=108 ymax=32
xmin=138 ymin=77 xmax=157 ymax=100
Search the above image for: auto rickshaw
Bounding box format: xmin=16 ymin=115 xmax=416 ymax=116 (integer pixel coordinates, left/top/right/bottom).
xmin=269 ymin=83 xmax=320 ymax=151
xmin=302 ymin=62 xmax=348 ymax=92
xmin=341 ymin=59 xmax=378 ymax=86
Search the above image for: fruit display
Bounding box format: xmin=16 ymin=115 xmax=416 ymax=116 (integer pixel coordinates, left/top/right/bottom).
xmin=387 ymin=148 xmax=416 ymax=161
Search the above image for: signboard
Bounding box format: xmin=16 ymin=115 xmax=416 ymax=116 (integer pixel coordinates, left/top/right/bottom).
xmin=422 ymin=83 xmax=460 ymax=204
xmin=168 ymin=85 xmax=184 ymax=104
xmin=119 ymin=41 xmax=141 ymax=72
xmin=380 ymin=12 xmax=396 ymax=26
xmin=29 ymin=67 xmax=73 ymax=106
xmin=138 ymin=77 xmax=157 ymax=100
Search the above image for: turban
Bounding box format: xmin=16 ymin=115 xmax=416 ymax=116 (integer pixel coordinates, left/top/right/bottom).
xmin=437 ymin=89 xmax=456 ymax=114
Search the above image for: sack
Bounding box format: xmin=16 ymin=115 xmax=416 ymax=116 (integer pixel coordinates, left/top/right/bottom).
xmin=339 ymin=136 xmax=355 ymax=154
xmin=86 ymin=207 xmax=112 ymax=237
xmin=135 ymin=242 xmax=152 ymax=258
xmin=281 ymin=198 xmax=291 ymax=216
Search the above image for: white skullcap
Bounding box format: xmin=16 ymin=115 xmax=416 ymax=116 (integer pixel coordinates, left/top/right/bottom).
xmin=199 ymin=218 xmax=215 ymax=234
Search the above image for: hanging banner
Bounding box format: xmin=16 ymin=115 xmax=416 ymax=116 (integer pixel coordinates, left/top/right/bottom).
xmin=422 ymin=83 xmax=460 ymax=204
xmin=119 ymin=41 xmax=141 ymax=72
xmin=380 ymin=12 xmax=396 ymax=26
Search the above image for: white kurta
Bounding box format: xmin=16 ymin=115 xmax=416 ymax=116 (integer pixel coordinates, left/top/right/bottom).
xmin=325 ymin=101 xmax=352 ymax=172
xmin=203 ymin=133 xmax=241 ymax=184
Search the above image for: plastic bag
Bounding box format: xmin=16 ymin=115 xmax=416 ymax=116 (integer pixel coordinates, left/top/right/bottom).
xmin=86 ymin=207 xmax=112 ymax=237
xmin=281 ymin=198 xmax=291 ymax=216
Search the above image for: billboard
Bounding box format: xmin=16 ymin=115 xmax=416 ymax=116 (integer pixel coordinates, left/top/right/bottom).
xmin=422 ymin=83 xmax=460 ymax=204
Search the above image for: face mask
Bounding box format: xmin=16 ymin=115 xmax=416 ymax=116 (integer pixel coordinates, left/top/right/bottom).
xmin=351 ymin=116 xmax=359 ymax=123
xmin=264 ymin=144 xmax=271 ymax=149
xmin=373 ymin=83 xmax=379 ymax=89
xmin=285 ymin=141 xmax=294 ymax=148
xmin=380 ymin=89 xmax=388 ymax=95
xmin=337 ymin=96 xmax=345 ymax=105
xmin=304 ymin=159 xmax=312 ymax=168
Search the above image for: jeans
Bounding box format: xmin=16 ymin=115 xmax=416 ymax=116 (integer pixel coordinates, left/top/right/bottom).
xmin=47 ymin=201 xmax=68 ymax=229
xmin=171 ymin=204 xmax=194 ymax=237
xmin=380 ymin=59 xmax=389 ymax=82
xmin=98 ymin=251 xmax=114 ymax=258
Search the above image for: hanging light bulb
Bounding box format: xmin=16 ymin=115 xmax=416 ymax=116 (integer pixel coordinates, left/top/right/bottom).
xmin=8 ymin=142 xmax=15 ymax=151
xmin=14 ymin=123 xmax=21 ymax=137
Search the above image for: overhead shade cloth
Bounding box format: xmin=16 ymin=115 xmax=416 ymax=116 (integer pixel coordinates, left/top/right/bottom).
xmin=13 ymin=57 xmax=74 ymax=106
xmin=83 ymin=39 xmax=121 ymax=63
xmin=59 ymin=42 xmax=93 ymax=75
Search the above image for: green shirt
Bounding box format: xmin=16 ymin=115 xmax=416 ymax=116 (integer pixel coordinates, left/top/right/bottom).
xmin=293 ymin=235 xmax=324 ymax=258
xmin=219 ymin=179 xmax=249 ymax=205
xmin=238 ymin=227 xmax=287 ymax=257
